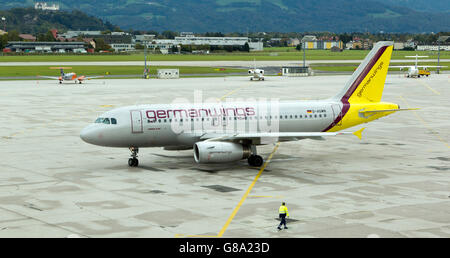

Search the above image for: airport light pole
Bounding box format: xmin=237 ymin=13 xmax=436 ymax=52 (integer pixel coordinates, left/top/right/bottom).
xmin=302 ymin=40 xmax=306 ymax=68
xmin=1 ymin=17 xmax=5 ymax=32
xmin=436 ymin=36 xmax=448 ymax=75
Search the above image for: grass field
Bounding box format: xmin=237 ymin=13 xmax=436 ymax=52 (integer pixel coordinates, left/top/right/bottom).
xmin=0 ymin=66 xmax=246 ymax=78
xmin=1 ymin=48 xmax=449 ymax=62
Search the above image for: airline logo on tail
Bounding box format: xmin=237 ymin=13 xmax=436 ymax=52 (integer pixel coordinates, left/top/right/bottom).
xmin=325 ymin=42 xmax=395 ymax=132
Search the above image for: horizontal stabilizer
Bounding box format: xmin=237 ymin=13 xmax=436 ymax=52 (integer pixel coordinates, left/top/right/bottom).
xmin=360 ymin=108 xmax=419 ymax=115
xmin=352 ymin=127 xmax=365 ymax=140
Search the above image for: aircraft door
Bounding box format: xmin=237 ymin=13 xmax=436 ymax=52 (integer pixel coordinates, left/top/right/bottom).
xmin=331 ymin=104 xmax=343 ymax=126
xmin=130 ymin=110 xmax=143 ymax=133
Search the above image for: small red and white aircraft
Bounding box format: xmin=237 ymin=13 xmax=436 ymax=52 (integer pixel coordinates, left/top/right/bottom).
xmin=39 ymin=67 xmax=104 ymax=84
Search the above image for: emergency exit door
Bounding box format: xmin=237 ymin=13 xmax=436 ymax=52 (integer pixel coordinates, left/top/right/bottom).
xmin=130 ymin=110 xmax=143 ymax=133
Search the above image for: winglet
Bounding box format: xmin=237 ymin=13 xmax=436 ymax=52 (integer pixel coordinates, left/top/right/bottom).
xmin=353 ymin=127 xmax=365 ymax=140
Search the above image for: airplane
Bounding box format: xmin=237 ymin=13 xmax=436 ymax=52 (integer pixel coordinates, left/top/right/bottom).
xmin=390 ymin=55 xmax=447 ymax=78
xmin=248 ymin=60 xmax=265 ymax=81
xmin=81 ymin=41 xmax=415 ymax=167
xmin=39 ymin=67 xmax=104 ymax=84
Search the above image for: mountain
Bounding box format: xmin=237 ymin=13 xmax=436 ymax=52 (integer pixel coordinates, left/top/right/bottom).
xmin=0 ymin=0 xmax=448 ymax=33
xmin=0 ymin=7 xmax=116 ymax=34
xmin=379 ymin=0 xmax=450 ymax=13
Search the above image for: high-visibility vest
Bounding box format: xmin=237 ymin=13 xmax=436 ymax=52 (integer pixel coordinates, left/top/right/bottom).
xmin=279 ymin=205 xmax=289 ymax=216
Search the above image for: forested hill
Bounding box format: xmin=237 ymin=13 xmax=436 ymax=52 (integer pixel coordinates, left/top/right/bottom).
xmin=0 ymin=7 xmax=117 ymax=34
xmin=0 ymin=1 xmax=449 ymax=33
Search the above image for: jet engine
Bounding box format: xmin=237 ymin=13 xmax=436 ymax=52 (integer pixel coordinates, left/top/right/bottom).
xmin=194 ymin=141 xmax=251 ymax=163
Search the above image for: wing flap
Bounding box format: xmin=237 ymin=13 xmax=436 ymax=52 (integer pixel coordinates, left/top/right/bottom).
xmin=200 ymin=129 xmax=365 ymax=142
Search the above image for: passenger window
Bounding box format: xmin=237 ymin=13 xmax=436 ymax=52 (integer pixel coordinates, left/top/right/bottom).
xmin=295 ymin=115 xmax=298 ymax=119
xmin=111 ymin=118 xmax=117 ymax=124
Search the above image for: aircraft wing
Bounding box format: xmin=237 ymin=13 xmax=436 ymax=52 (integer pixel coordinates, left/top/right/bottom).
xmin=199 ymin=128 xmax=366 ymax=143
xmin=389 ymin=66 xmax=410 ymax=69
xmin=416 ymin=65 xmax=447 ymax=68
xmin=78 ymin=75 xmax=105 ymax=81
xmin=38 ymin=76 xmax=60 ymax=80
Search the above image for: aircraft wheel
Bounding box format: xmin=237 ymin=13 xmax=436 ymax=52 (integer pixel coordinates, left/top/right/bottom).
xmin=128 ymin=158 xmax=139 ymax=167
xmin=250 ymin=77 xmax=253 ymax=81
xmin=248 ymin=155 xmax=264 ymax=167
xmin=79 ymin=81 xmax=82 ymax=84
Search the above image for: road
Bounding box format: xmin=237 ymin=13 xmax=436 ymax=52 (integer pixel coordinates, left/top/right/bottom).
xmin=0 ymin=59 xmax=449 ymax=68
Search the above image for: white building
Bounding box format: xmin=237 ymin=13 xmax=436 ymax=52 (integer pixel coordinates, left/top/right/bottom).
xmin=143 ymin=36 xmax=263 ymax=52
xmin=35 ymin=2 xmax=60 ymax=11
xmin=134 ymin=34 xmax=156 ymax=45
xmin=110 ymin=43 xmax=135 ymax=52
xmin=157 ymin=69 xmax=180 ymax=79
xmin=394 ymin=42 xmax=405 ymax=50
xmin=60 ymin=31 xmax=102 ymax=39
xmin=417 ymin=45 xmax=450 ymax=51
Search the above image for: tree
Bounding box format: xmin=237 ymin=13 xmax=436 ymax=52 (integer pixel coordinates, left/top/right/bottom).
xmin=94 ymin=38 xmax=112 ymax=52
xmin=243 ymin=42 xmax=250 ymax=52
xmin=135 ymin=43 xmax=144 ymax=50
xmin=7 ymin=30 xmax=20 ymax=41
xmin=0 ymin=34 xmax=8 ymax=49
xmin=37 ymin=30 xmax=57 ymax=42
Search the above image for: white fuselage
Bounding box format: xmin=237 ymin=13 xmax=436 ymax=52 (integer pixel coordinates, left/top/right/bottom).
xmin=80 ymin=100 xmax=342 ymax=148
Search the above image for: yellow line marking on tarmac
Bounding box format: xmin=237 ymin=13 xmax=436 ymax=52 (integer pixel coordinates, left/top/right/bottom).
xmin=399 ymin=95 xmax=449 ymax=149
xmin=174 ymin=142 xmax=281 ymax=238
xmin=218 ymin=83 xmax=252 ymax=101
xmin=217 ymin=142 xmax=281 ymax=237
xmin=418 ymin=81 xmax=441 ymax=95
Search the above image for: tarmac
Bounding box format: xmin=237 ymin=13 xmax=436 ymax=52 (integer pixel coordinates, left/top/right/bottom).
xmin=0 ymin=74 xmax=449 ymax=238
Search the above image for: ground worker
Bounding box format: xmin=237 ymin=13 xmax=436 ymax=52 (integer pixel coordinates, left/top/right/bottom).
xmin=278 ymin=202 xmax=289 ymax=230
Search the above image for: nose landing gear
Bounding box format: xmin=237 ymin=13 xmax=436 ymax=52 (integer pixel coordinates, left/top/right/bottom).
xmin=128 ymin=147 xmax=139 ymax=167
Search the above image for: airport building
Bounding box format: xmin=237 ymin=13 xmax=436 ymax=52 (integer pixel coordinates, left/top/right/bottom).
xmin=303 ymin=40 xmax=343 ymax=50
xmin=144 ymin=36 xmax=263 ymax=52
xmin=5 ymin=41 xmax=86 ymax=53
xmin=417 ymin=44 xmax=450 ymax=51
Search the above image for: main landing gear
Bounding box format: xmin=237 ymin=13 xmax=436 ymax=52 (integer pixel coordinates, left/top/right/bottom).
xmin=128 ymin=147 xmax=139 ymax=167
xmin=247 ymin=145 xmax=264 ymax=167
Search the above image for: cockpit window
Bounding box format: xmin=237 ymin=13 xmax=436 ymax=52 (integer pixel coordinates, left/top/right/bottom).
xmin=111 ymin=118 xmax=117 ymax=124
xmin=94 ymin=117 xmax=112 ymax=124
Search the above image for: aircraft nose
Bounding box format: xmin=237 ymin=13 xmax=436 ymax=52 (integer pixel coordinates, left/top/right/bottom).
xmin=80 ymin=125 xmax=97 ymax=145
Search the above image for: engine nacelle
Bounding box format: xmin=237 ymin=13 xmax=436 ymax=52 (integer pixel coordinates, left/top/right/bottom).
xmin=194 ymin=142 xmax=251 ymax=163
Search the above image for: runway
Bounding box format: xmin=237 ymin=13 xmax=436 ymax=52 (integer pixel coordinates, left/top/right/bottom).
xmin=0 ymin=74 xmax=449 ymax=237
